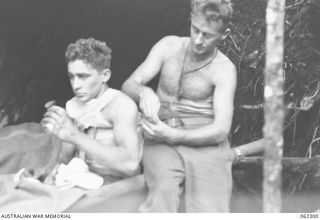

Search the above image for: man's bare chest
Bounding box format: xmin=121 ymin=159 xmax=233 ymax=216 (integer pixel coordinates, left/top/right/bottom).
xmin=158 ymin=60 xmax=214 ymax=100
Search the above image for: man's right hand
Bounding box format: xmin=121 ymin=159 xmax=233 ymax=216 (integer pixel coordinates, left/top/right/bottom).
xmin=139 ymin=87 xmax=161 ymax=123
xmin=41 ymin=105 xmax=79 ymax=143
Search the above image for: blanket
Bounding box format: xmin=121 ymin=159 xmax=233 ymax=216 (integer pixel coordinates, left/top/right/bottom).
xmin=0 ymin=122 xmax=61 ymax=174
xmin=0 ymin=122 xmax=147 ymax=213
xmin=0 ymin=174 xmax=146 ymax=212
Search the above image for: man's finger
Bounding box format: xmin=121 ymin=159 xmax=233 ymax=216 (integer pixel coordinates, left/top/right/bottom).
xmin=44 ymin=100 xmax=56 ymax=109
xmin=151 ymin=110 xmax=160 ymax=123
xmin=44 ymin=111 xmax=61 ymax=122
xmin=144 ymin=102 xmax=153 ymax=120
xmin=140 ymin=101 xmax=149 ymax=118
xmin=144 ymin=103 xmax=158 ymax=122
xmin=49 ymin=106 xmax=67 ymax=117
xmin=41 ymin=117 xmax=56 ymax=125
xmin=141 ymin=118 xmax=155 ymax=127
xmin=151 ymin=101 xmax=161 ymax=122
xmin=141 ymin=123 xmax=155 ymax=136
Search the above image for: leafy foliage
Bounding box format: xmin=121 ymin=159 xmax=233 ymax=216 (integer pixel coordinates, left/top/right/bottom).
xmin=220 ymin=0 xmax=320 ymax=157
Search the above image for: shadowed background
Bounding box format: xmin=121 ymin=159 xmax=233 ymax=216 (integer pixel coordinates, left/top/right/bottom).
xmin=0 ymin=0 xmax=190 ymax=123
xmin=1 ymin=0 xmax=320 ymax=212
xmin=1 ymin=0 xmax=320 ymax=154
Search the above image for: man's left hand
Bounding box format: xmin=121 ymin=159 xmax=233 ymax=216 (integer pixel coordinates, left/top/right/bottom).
xmin=141 ymin=116 xmax=176 ymax=144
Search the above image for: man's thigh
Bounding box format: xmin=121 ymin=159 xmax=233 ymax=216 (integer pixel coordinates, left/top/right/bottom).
xmin=142 ymin=143 xmax=185 ymax=182
xmin=177 ymin=144 xmax=233 ymax=212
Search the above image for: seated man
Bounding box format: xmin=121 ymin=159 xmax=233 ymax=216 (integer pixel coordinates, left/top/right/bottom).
xmin=42 ymin=38 xmax=142 ymax=181
xmin=122 ymin=0 xmax=237 ymax=213
xmin=0 ymin=38 xmax=145 ymax=213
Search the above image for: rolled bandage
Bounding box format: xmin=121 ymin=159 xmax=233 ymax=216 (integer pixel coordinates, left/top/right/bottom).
xmin=45 ymin=123 xmax=54 ymax=133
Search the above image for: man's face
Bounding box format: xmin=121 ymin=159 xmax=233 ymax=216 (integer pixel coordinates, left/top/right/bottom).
xmin=190 ymin=15 xmax=225 ymax=55
xmin=67 ymin=60 xmax=108 ymax=103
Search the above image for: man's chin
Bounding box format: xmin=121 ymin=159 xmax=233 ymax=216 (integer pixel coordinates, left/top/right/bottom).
xmin=75 ymin=96 xmax=89 ymax=103
xmin=192 ymin=47 xmax=206 ymax=55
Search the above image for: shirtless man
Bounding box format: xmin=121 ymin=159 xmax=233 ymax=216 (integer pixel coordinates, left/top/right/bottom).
xmin=41 ymin=38 xmax=142 ymax=180
xmin=122 ymin=0 xmax=236 ymax=212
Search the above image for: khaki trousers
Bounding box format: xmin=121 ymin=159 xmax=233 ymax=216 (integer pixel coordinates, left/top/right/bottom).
xmin=139 ymin=117 xmax=233 ymax=213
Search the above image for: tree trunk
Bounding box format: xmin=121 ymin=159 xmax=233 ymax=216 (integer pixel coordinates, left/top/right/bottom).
xmin=263 ymin=0 xmax=286 ymax=213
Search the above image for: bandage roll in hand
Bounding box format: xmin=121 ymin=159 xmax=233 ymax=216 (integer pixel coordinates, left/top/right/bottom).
xmin=43 ymin=100 xmax=56 ymax=133
xmin=44 ymin=123 xmax=54 ymax=133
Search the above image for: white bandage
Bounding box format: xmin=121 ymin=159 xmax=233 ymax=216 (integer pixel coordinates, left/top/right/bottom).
xmin=45 ymin=123 xmax=54 ymax=133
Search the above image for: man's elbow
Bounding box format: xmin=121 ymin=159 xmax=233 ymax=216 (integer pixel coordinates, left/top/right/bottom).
xmin=121 ymin=78 xmax=138 ymax=92
xmin=121 ymin=158 xmax=141 ymax=177
xmin=121 ymin=80 xmax=130 ymax=93
xmin=215 ymin=129 xmax=230 ymax=144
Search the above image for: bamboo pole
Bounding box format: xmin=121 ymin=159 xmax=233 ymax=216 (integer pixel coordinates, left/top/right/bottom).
xmin=263 ymin=0 xmax=286 ymax=213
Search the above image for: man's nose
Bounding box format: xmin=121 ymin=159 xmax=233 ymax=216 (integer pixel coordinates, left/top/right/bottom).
xmin=71 ymin=77 xmax=82 ymax=91
xmin=194 ymin=33 xmax=204 ymax=45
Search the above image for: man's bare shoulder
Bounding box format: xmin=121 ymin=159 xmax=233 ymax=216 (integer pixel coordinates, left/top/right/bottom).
xmin=215 ymin=50 xmax=235 ymax=68
xmin=210 ymin=50 xmax=237 ymax=84
xmin=102 ymin=92 xmax=138 ymax=121
xmin=214 ymin=51 xmax=236 ymax=74
xmin=159 ymin=35 xmax=184 ymax=46
xmin=156 ymin=35 xmax=187 ymax=55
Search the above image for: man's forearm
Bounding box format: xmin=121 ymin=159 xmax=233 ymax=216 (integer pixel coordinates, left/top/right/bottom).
xmin=168 ymin=124 xmax=229 ymax=147
xmin=122 ymin=80 xmax=146 ymax=103
xmin=67 ymin=132 xmax=139 ymax=176
xmin=58 ymin=142 xmax=76 ymax=164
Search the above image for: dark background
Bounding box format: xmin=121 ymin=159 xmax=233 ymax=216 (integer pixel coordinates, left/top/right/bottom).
xmin=0 ymin=0 xmax=190 ymax=122
xmin=0 ymin=0 xmax=319 ymax=152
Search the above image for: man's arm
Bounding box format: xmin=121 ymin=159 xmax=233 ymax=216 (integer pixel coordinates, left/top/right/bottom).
xmin=122 ymin=36 xmax=174 ymax=122
xmin=67 ymin=96 xmax=142 ymax=177
xmin=42 ymin=96 xmax=142 ymax=177
xmin=57 ymin=142 xmax=76 ymax=164
xmin=142 ymin=62 xmax=237 ymax=147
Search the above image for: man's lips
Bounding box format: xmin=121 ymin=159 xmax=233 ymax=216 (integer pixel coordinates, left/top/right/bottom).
xmin=74 ymin=93 xmax=85 ymax=97
xmin=191 ymin=43 xmax=205 ymax=52
xmin=194 ymin=45 xmax=204 ymax=50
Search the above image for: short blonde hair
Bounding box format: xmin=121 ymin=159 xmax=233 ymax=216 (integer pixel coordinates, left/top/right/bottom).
xmin=191 ymin=0 xmax=233 ymax=24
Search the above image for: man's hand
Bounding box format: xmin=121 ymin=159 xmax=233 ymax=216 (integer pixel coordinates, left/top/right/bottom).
xmin=141 ymin=116 xmax=176 ymax=144
xmin=41 ymin=105 xmax=79 ymax=143
xmin=139 ymin=87 xmax=161 ymax=123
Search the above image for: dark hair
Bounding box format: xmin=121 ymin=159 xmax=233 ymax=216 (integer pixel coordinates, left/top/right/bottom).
xmin=191 ymin=0 xmax=233 ymax=25
xmin=65 ymin=38 xmax=112 ymax=71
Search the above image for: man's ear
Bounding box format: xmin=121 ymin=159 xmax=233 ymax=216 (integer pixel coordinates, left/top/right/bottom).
xmin=221 ymin=28 xmax=231 ymax=41
xmin=102 ymin=69 xmax=111 ymax=83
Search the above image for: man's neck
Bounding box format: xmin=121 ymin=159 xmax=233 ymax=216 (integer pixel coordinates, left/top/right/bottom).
xmin=189 ymin=47 xmax=217 ymax=63
xmin=94 ymin=85 xmax=109 ymax=100
xmin=180 ymin=43 xmax=217 ymax=77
